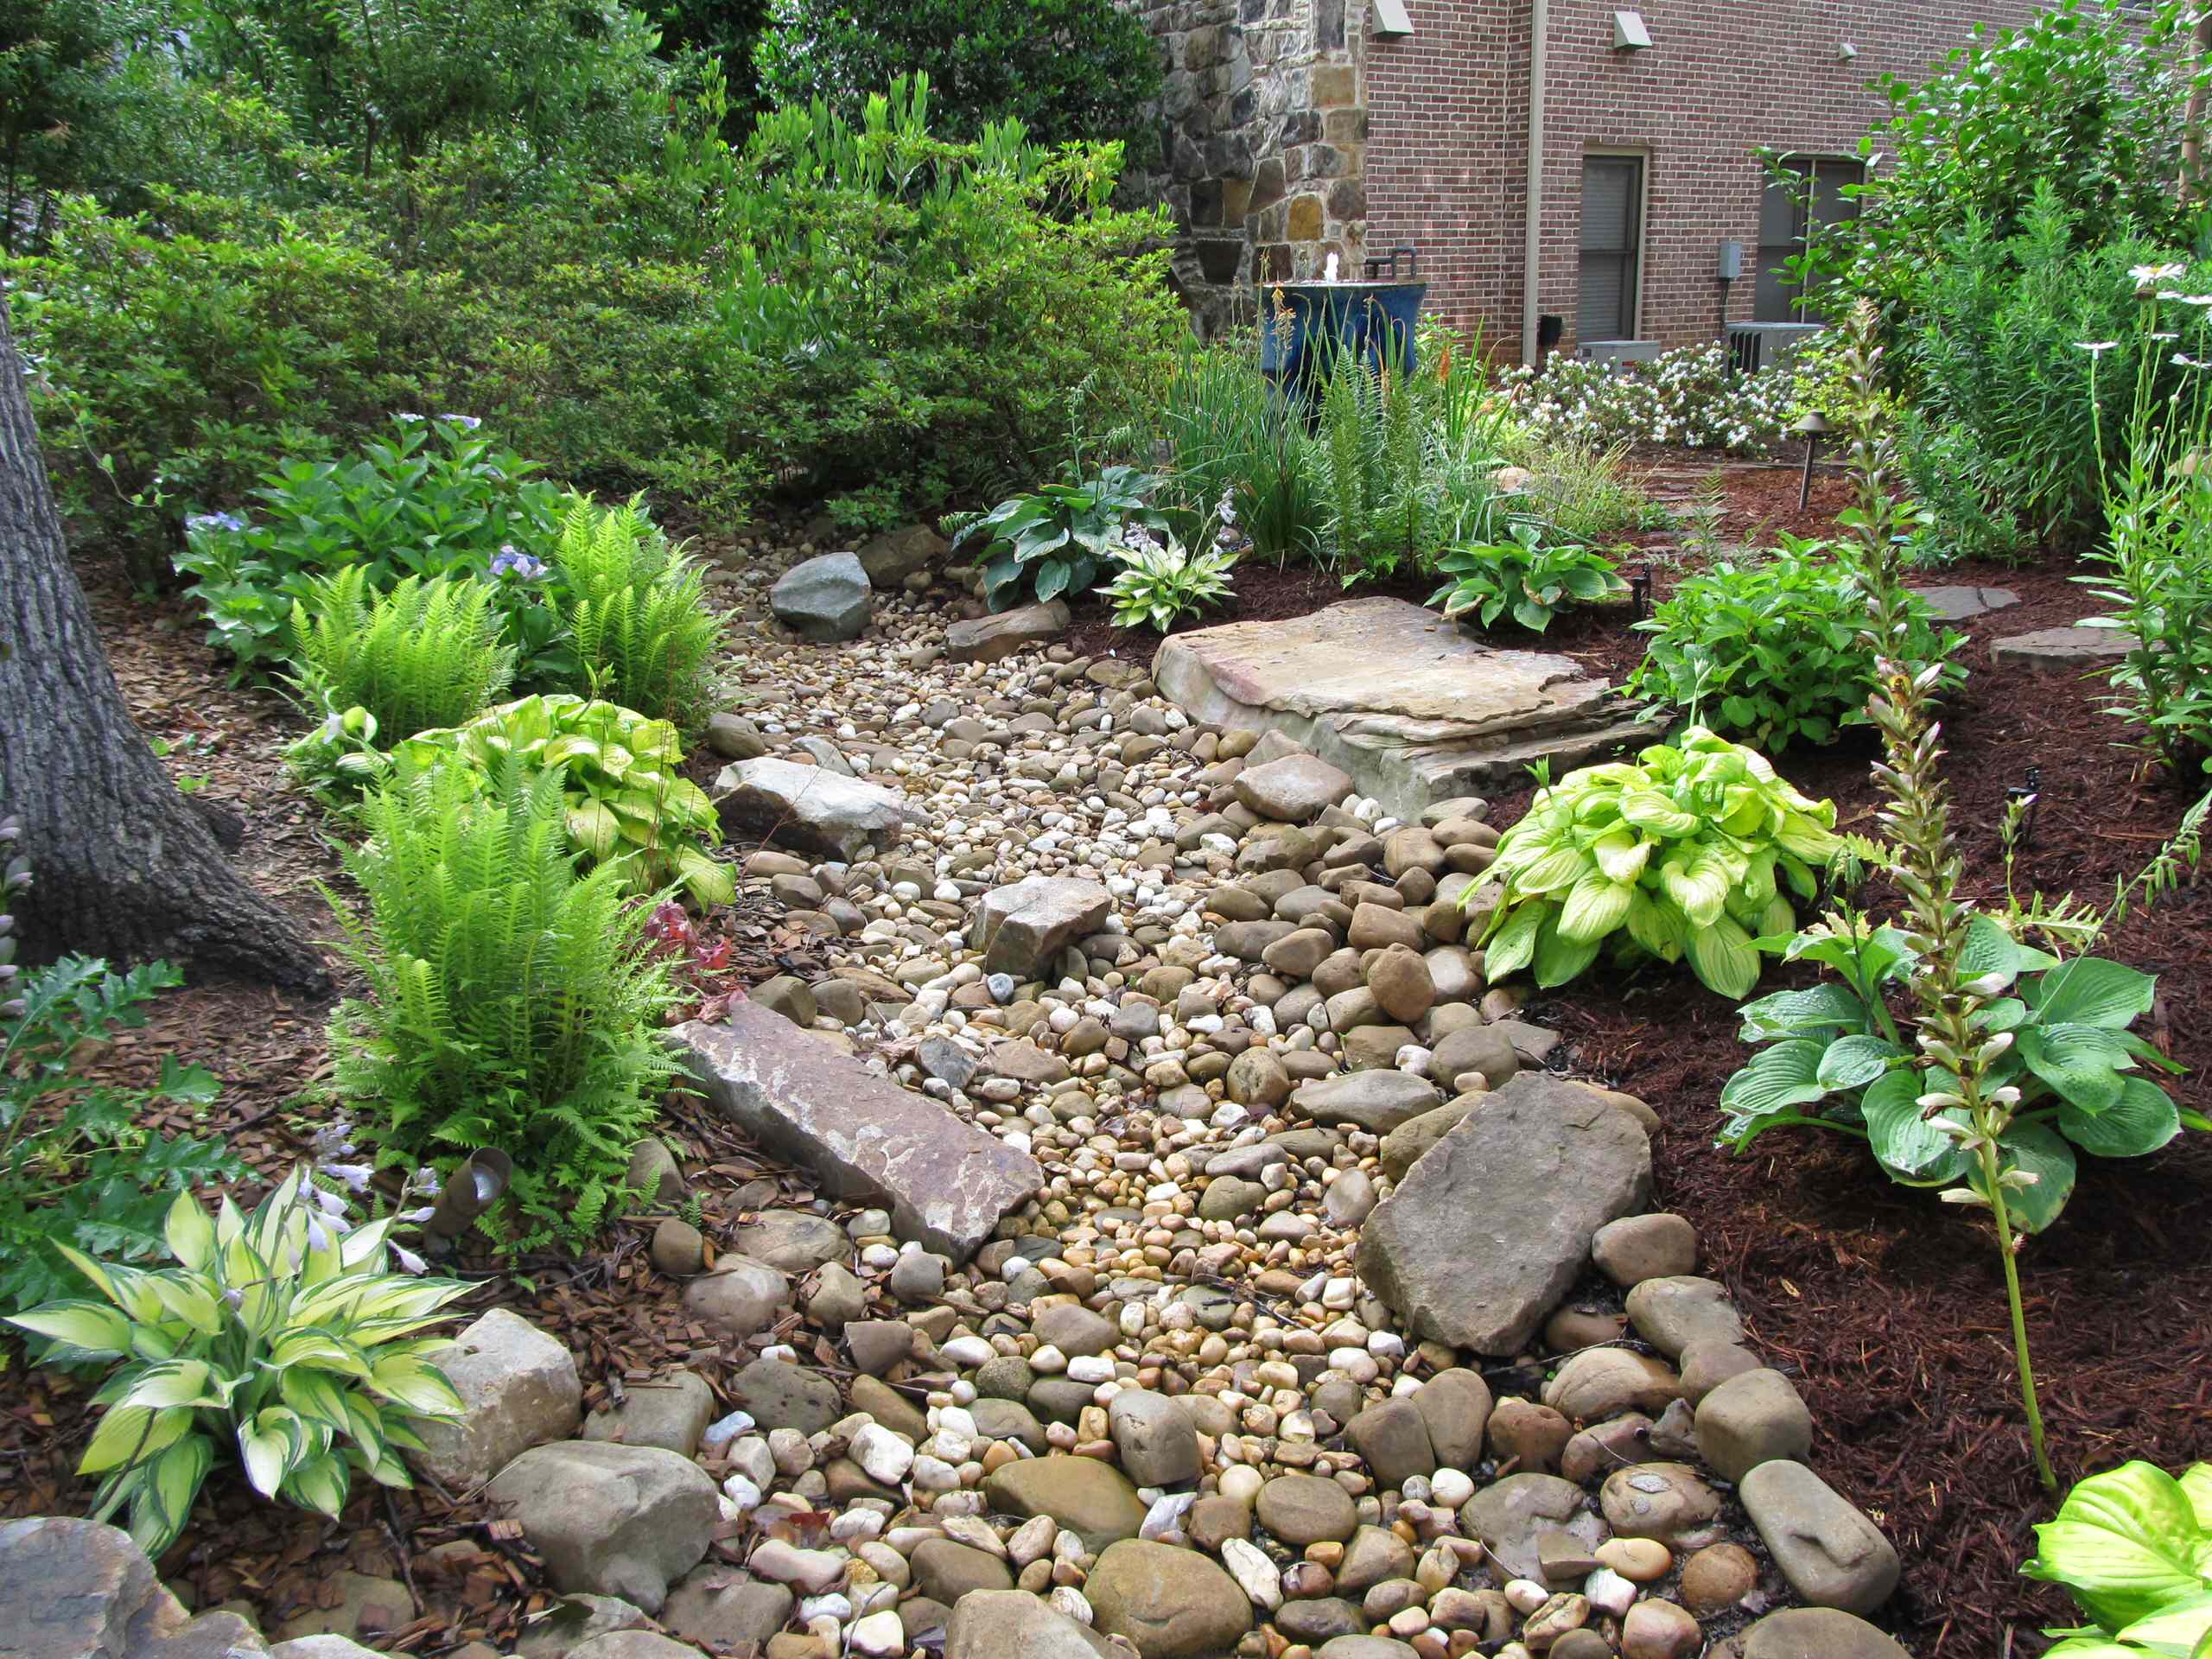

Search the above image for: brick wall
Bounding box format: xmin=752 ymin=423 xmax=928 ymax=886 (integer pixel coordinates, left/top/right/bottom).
xmin=1363 ymin=0 xmax=2055 ymax=358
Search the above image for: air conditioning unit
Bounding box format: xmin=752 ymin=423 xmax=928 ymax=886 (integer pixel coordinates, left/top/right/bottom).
xmin=1577 ymin=339 xmax=1666 ymax=366
xmin=1726 ymin=321 xmax=1825 ymax=375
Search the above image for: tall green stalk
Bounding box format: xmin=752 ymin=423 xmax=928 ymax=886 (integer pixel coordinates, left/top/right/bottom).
xmin=1834 ymin=301 xmax=2056 ymax=1491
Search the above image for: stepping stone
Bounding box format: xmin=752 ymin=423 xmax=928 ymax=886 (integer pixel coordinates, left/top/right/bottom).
xmin=675 ymin=1004 xmax=1042 ymax=1261
xmin=1992 ymin=625 xmax=2140 ymax=672
xmin=1910 ymin=584 xmax=2018 ymax=621
xmin=1153 ymin=598 xmax=1644 ymax=818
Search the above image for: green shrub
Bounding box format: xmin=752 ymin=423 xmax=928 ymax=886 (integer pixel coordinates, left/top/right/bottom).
xmin=1467 ymin=728 xmax=1841 ymax=998
xmin=953 ymin=465 xmax=1166 ymax=611
xmin=1150 ymin=343 xmax=1325 ymax=565
xmin=0 ymin=806 xmax=239 ymax=1314
xmin=1098 ymin=524 xmax=1237 ymax=633
xmin=1497 ymin=345 xmax=1796 ymax=454
xmin=1628 ymin=535 xmax=1963 ymax=750
xmin=286 ymin=569 xmax=516 ymax=744
xmin=5 ymin=1173 xmax=470 ymax=1554
xmin=2022 ymin=1459 xmax=2212 ymax=1655
xmin=327 ymin=760 xmax=685 ymax=1248
xmin=1429 ymin=523 xmax=1624 ymax=633
xmin=175 ymin=415 xmax=578 ymax=672
xmin=554 ymin=499 xmax=727 ymax=728
xmin=1495 ymin=427 xmax=1655 ymax=546
xmin=388 ymin=695 xmax=734 ymax=908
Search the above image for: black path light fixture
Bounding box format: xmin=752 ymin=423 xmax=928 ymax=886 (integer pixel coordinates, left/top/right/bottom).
xmin=1630 ymin=563 xmax=1655 ymax=620
xmin=2006 ymin=766 xmax=2043 ymax=849
xmin=1796 ymin=410 xmax=1831 ymax=512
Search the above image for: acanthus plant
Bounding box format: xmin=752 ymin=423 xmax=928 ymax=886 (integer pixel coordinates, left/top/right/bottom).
xmin=1715 ymin=303 xmax=2209 ymax=1491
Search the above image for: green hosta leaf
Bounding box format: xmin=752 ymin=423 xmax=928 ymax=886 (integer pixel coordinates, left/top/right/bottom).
xmin=1684 ymin=913 xmax=1760 ymax=998
xmin=1737 ymin=982 xmax=1872 ymax=1042
xmin=1862 ymin=1066 xmax=1967 ymax=1182
xmin=162 ymin=1190 xmax=217 ymax=1274
xmin=119 ymin=1361 xmax=218 ymax=1411
xmin=1660 ymin=852 xmax=1732 ymax=930
xmin=1817 ymin=1034 xmax=1905 ymax=1091
xmin=2114 ymin=1591 xmax=2212 ymax=1655
xmin=1557 ymin=872 xmax=1635 ymax=944
xmin=133 ymin=1433 xmax=215 ymax=1558
xmin=2024 ymin=1460 xmax=2211 ymax=1630
xmin=1958 ymin=915 xmax=2061 ymax=988
xmin=1620 ymin=791 xmax=1698 ymax=837
xmin=1591 ymin=830 xmax=1651 ymax=884
xmin=1483 ymin=900 xmax=1544 ymax=978
xmin=283 ymin=1451 xmax=352 ymax=1520
xmin=1533 ymin=909 xmax=1603 ymax=987
xmin=368 ymin=1355 xmax=467 ymax=1417
xmin=1719 ymin=1039 xmax=1827 ymax=1119
xmin=6 ymin=1300 xmax=133 ymax=1357
xmin=2059 ymin=1076 xmax=2182 ymax=1159
xmin=1772 ymin=810 xmax=1841 ymax=865
xmin=2026 ymin=957 xmax=2159 ymax=1030
xmin=1515 ymin=845 xmax=1590 ymax=895
xmin=1985 ymin=1122 xmax=2078 ymax=1234
xmin=2181 ymin=1465 xmax=2212 ymax=1531
xmin=1623 ymin=888 xmax=1688 ymax=962
xmin=2018 ymin=1024 xmax=2133 ymax=1116
xmin=238 ymin=1408 xmax=305 ymax=1498
xmin=80 ymin=1403 xmax=192 ymax=1476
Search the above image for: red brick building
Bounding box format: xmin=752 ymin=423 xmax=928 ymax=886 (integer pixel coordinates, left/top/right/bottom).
xmin=1134 ymin=0 xmax=2051 ymax=360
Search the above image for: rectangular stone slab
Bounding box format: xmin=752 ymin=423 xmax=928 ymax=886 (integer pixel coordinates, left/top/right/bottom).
xmin=674 ymin=1006 xmax=1042 ymax=1261
xmin=1153 ymin=597 xmax=1644 ymax=818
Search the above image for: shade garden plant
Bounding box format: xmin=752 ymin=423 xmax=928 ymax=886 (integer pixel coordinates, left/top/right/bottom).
xmin=2023 ymin=1459 xmax=2212 ymax=1656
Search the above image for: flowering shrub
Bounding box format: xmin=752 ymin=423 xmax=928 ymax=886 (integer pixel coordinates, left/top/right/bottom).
xmin=1499 ymin=345 xmax=1799 ymax=453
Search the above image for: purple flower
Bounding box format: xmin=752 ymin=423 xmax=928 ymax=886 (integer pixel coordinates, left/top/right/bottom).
xmin=490 ymin=545 xmax=549 ymax=582
xmin=436 ymin=413 xmax=483 ymax=430
xmin=187 ymin=511 xmax=246 ymax=536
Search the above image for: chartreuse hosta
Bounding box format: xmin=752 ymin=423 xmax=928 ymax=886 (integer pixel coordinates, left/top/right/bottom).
xmin=4 ymin=1170 xmax=470 ymax=1554
xmin=2022 ymin=1459 xmax=2212 ymax=1657
xmin=1468 ymin=728 xmax=1841 ymax=999
xmin=1719 ymin=916 xmax=2200 ymax=1230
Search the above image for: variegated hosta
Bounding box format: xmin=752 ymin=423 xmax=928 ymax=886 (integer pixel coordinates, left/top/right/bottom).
xmin=1467 ymin=728 xmax=1841 ymax=999
xmin=4 ymin=1170 xmax=471 ymax=1556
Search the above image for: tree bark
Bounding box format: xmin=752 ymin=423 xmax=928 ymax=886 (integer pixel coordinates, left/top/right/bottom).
xmin=0 ymin=299 xmax=332 ymax=994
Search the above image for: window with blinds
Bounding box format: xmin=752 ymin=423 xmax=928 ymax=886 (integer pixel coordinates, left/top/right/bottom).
xmin=1757 ymin=157 xmax=1862 ymax=321
xmin=1579 ymin=156 xmax=1643 ymax=343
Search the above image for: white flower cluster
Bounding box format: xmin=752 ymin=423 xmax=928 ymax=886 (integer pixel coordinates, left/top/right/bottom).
xmin=1498 ymin=344 xmax=1799 ymax=453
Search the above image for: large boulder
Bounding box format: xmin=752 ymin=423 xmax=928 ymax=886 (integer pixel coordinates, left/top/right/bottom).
xmin=485 ymin=1441 xmax=719 ymax=1614
xmin=0 ymin=1516 xmax=264 ymax=1659
xmin=1356 ymin=1071 xmax=1651 ymax=1354
xmin=407 ymin=1308 xmax=582 ymax=1491
xmin=946 ymin=1592 xmax=1118 ymax=1659
xmin=976 ymin=876 xmax=1113 ymax=979
xmin=1084 ymin=1540 xmax=1253 ymax=1659
xmin=675 ymin=1004 xmax=1041 ymax=1260
xmin=856 ymin=524 xmax=950 ymax=587
xmin=713 ymin=756 xmax=921 ymax=861
xmin=770 ymin=551 xmax=872 ymax=642
xmin=945 ymin=601 xmax=1071 ymax=664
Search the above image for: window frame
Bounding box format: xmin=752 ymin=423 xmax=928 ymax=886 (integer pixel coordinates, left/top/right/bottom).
xmin=1756 ymin=154 xmax=1864 ymax=322
xmin=1577 ymin=148 xmax=1649 ymax=344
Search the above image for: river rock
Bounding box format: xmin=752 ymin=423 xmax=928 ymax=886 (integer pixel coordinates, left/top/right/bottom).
xmin=0 ymin=1516 xmax=262 ymax=1659
xmin=1459 ymin=1474 xmax=1601 ymax=1581
xmin=1109 ymin=1390 xmax=1201 ymax=1486
xmin=945 ymin=1592 xmax=1119 ymax=1659
xmin=976 ymin=876 xmax=1113 ymax=978
xmin=947 ymin=601 xmax=1071 ymax=663
xmin=1357 ymin=1071 xmax=1651 ymax=1354
xmin=984 ymin=1459 xmax=1149 ymax=1552
xmin=1740 ymin=1461 xmax=1901 ymax=1615
xmin=408 ymin=1309 xmax=582 ymax=1491
xmin=1085 ymin=1541 xmax=1252 ymax=1659
xmin=1625 ymin=1277 xmax=1745 ymax=1357
xmin=771 ymin=551 xmax=872 ymax=642
xmin=1695 ymin=1369 xmax=1814 ymax=1481
xmin=1293 ymin=1071 xmax=1442 ymax=1135
xmin=1738 ymin=1607 xmax=1912 ymax=1658
xmin=714 ymin=757 xmax=922 ymax=860
xmin=1235 ymin=753 xmax=1354 ymax=822
xmin=485 ymin=1442 xmax=718 ymax=1613
xmin=857 ymin=524 xmax=949 ymax=586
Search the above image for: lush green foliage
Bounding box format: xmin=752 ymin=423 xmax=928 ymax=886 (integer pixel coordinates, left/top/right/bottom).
xmin=1720 ymin=918 xmax=2196 ymax=1230
xmin=389 ymin=696 xmax=734 ymax=907
xmin=1629 ymin=535 xmax=1963 ymax=750
xmin=1429 ymin=523 xmax=1624 ymax=632
xmin=1468 ymin=729 xmax=1841 ymax=999
xmin=286 ymin=569 xmax=516 ymax=749
xmin=327 ymin=761 xmax=685 ymax=1248
xmin=2078 ymin=285 xmax=2212 ymax=775
xmin=2022 ymin=1459 xmax=2212 ymax=1656
xmin=1147 ymin=344 xmax=1325 ymax=565
xmin=1494 ymin=427 xmax=1656 ymax=547
xmin=174 ymin=416 xmax=575 ymax=671
xmin=1498 ymin=345 xmax=1797 ymax=454
xmin=554 ymin=499 xmax=727 ymax=728
xmin=954 ymin=465 xmax=1167 ymax=611
xmin=753 ymin=0 xmax=1160 ymax=156
xmin=1098 ymin=525 xmax=1238 ymax=633
xmin=1797 ymin=0 xmax=2208 ymax=319
xmin=0 ymin=806 xmax=237 ymax=1314
xmin=5 ymin=1173 xmax=470 ymax=1554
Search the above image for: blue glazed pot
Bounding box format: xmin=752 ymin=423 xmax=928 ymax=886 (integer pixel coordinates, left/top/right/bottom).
xmin=1259 ymin=280 xmax=1429 ymax=403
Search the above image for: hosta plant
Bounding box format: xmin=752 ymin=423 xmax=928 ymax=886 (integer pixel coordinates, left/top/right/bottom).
xmin=4 ymin=1173 xmax=470 ymax=1555
xmin=385 ymin=695 xmax=734 ymax=908
xmin=950 ymin=465 xmax=1167 ymax=611
xmin=1099 ymin=524 xmax=1237 ymax=633
xmin=2022 ymin=1459 xmax=2212 ymax=1657
xmin=1719 ymin=917 xmax=2197 ymax=1227
xmin=1429 ymin=523 xmax=1626 ymax=632
xmin=1467 ymin=728 xmax=1841 ymax=998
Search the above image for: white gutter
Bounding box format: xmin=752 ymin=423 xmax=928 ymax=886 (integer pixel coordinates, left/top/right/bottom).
xmin=1521 ymin=0 xmax=1550 ymax=365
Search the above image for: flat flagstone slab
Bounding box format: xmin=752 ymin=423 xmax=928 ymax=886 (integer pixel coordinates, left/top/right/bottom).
xmin=1991 ymin=625 xmax=2140 ymax=673
xmin=1911 ymin=584 xmax=2018 ymax=622
xmin=1153 ymin=598 xmax=1644 ymax=818
xmin=674 ymin=1005 xmax=1042 ymax=1260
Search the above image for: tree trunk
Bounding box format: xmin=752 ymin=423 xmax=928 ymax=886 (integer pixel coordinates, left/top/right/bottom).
xmin=0 ymin=300 xmax=332 ymax=994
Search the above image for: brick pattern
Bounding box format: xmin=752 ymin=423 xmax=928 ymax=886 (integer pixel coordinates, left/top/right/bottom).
xmin=1130 ymin=0 xmax=2055 ymax=348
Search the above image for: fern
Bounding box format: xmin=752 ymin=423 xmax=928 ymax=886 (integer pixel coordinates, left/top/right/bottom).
xmin=554 ymin=499 xmax=727 ymax=730
xmin=322 ymin=757 xmax=684 ymax=1250
xmin=288 ymin=568 xmax=515 ymax=741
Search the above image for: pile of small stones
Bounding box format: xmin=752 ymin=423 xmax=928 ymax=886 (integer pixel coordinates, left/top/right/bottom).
xmin=226 ymin=537 xmax=1916 ymax=1659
